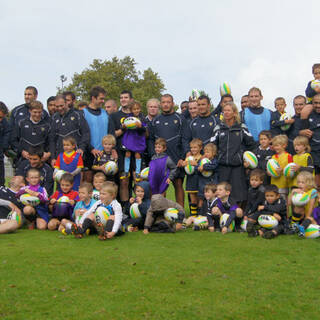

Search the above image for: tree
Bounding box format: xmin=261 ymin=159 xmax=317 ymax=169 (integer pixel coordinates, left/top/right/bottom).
xmin=58 ymin=56 xmax=165 ymax=112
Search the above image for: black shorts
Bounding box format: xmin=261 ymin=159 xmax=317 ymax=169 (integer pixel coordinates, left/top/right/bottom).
xmin=174 ymin=167 xmax=185 ymax=180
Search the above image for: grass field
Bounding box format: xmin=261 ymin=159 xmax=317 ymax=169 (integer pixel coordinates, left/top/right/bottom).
xmin=1 ymin=185 xmax=320 ymax=319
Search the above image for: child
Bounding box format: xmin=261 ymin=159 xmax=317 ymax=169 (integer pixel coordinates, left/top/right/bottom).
xmin=122 ymin=181 xmax=151 ymax=232
xmin=268 ymin=135 xmax=293 ymax=199
xmin=48 ymin=173 xmax=79 ymax=231
xmin=16 ymin=168 xmax=49 ymax=230
xmin=143 ymin=194 xmax=185 ymax=234
xmin=288 ymin=172 xmax=318 ymax=237
xmin=148 ymin=138 xmax=176 ymax=195
xmin=92 ymin=134 xmax=118 ymax=180
xmin=75 ymin=181 xmax=123 ymax=240
xmin=305 ymin=63 xmax=320 ymax=103
xmin=92 ymin=172 xmax=107 ymax=201
xmin=197 ymin=143 xmax=218 ymax=210
xmin=290 ymin=136 xmax=314 ymax=187
xmin=122 ymin=100 xmax=147 ymax=181
xmin=270 ymin=97 xmax=295 ymax=136
xmin=183 ymin=138 xmax=203 ymax=216
xmin=211 ymin=182 xmax=243 ymax=234
xmin=54 ymin=136 xmax=83 ymax=191
xmin=187 ymin=183 xmax=217 ymax=231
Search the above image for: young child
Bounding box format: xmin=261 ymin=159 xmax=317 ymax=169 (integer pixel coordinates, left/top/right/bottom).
xmin=54 ymin=136 xmax=83 ymax=191
xmin=122 ymin=100 xmax=147 ymax=181
xmin=268 ymin=135 xmax=293 ymax=199
xmin=197 ymin=143 xmax=218 ymax=211
xmin=187 ymin=183 xmax=217 ymax=231
xmin=92 ymin=134 xmax=118 ymax=180
xmin=74 ymin=181 xmax=123 ymax=240
xmin=290 ymin=136 xmax=314 ymax=187
xmin=92 ymin=172 xmax=107 ymax=201
xmin=16 ymin=168 xmax=49 ymax=230
xmin=183 ymin=138 xmax=203 ymax=216
xmin=148 ymin=138 xmax=176 ymax=195
xmin=288 ymin=172 xmax=318 ymax=237
xmin=122 ymin=181 xmax=151 ymax=232
xmin=48 ymin=173 xmax=79 ymax=231
xmin=143 ymin=194 xmax=185 ymax=234
xmin=211 ymin=182 xmax=243 ymax=234
xmin=305 ymin=63 xmax=320 ymax=103
xmin=270 ymin=97 xmax=295 ymax=136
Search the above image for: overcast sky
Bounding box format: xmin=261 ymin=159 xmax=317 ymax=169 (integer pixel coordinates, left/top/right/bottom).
xmin=1 ymin=0 xmax=319 ymax=114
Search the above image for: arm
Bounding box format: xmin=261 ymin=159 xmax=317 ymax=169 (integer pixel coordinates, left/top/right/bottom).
xmin=181 ymin=120 xmax=192 ymax=155
xmin=242 ymin=124 xmax=256 ymax=151
xmin=306 ymin=80 xmax=316 ymax=99
xmin=108 ymin=117 xmax=115 ymax=136
xmin=203 ymin=159 xmax=218 ymax=171
xmin=298 ymin=155 xmax=314 ymax=174
xmin=78 ymin=112 xmax=90 ymax=152
xmin=167 ymin=156 xmax=177 ymax=181
xmin=79 ymin=201 xmax=100 ymax=225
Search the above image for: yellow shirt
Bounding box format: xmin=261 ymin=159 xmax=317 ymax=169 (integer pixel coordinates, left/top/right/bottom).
xmin=271 ymin=152 xmax=293 ymax=189
xmin=291 ymin=153 xmax=314 ymax=187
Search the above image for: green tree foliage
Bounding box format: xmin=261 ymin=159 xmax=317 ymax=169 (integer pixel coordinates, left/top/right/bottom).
xmin=59 ymin=56 xmax=165 ymax=112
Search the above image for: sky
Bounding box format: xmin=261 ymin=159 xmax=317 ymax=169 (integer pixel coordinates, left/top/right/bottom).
xmin=1 ymin=0 xmax=320 ymax=114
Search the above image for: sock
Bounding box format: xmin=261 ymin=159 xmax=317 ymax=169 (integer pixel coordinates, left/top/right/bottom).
xmin=190 ymin=203 xmax=198 ymax=216
xmin=124 ymin=157 xmax=131 ymax=173
xmin=106 ymin=219 xmax=114 ymax=232
xmin=82 ymin=218 xmax=93 ymax=233
xmin=135 ymin=158 xmax=142 ymax=174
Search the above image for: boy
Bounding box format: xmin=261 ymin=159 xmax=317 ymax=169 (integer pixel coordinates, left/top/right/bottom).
xmin=92 ymin=172 xmax=107 ymax=201
xmin=211 ymin=182 xmax=243 ymax=234
xmin=48 ymin=173 xmax=79 ymax=231
xmin=305 ymin=63 xmax=320 ymax=103
xmin=270 ymin=97 xmax=294 ymax=136
xmin=143 ymin=194 xmax=185 ymax=234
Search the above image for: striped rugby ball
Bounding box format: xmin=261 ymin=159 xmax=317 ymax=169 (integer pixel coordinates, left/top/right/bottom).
xmin=20 ymin=194 xmax=40 ymax=207
xmin=243 ymin=151 xmax=258 ymax=169
xmin=258 ymin=215 xmax=278 ymax=229
xmin=94 ymin=206 xmax=112 ymax=227
xmin=184 ymin=156 xmax=195 ymax=175
xmin=305 ymin=224 xmax=320 ymax=239
xmin=283 ymin=163 xmax=296 ymax=178
xmin=292 ymin=192 xmax=310 ymax=207
xmin=220 ymin=213 xmax=235 ymax=232
xmin=191 ymin=89 xmax=201 ymax=101
xmin=129 ymin=203 xmax=141 ymax=219
xmin=311 ymin=79 xmax=320 ymax=90
xmin=164 ymin=208 xmax=179 ymax=222
xmin=280 ymin=113 xmax=291 ymax=131
xmin=267 ymin=159 xmax=281 ymax=178
xmin=57 ymin=196 xmax=70 ymax=203
xmin=123 ymin=117 xmax=141 ymax=130
xmin=240 ymin=219 xmax=248 ymax=231
xmin=140 ymin=167 xmax=149 ymax=180
xmin=104 ymin=161 xmax=118 ymax=176
xmin=193 ymin=216 xmax=208 ymax=227
xmin=200 ymin=158 xmax=212 ymax=177
xmin=7 ymin=211 xmax=22 ymax=227
xmin=220 ymin=82 xmax=231 ymax=97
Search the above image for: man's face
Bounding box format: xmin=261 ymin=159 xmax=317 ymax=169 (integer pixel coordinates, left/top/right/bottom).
xmin=120 ymin=93 xmax=131 ymax=107
xmin=221 ymin=96 xmax=233 ymax=108
xmin=180 ymin=102 xmax=188 ymax=113
xmin=147 ymin=102 xmax=159 ymax=117
xmin=248 ymin=90 xmax=262 ymax=108
xmin=47 ymin=101 xmax=56 ymax=115
xmin=105 ymin=101 xmax=117 ymax=114
xmin=241 ymin=96 xmax=249 ymax=110
xmin=160 ymin=96 xmax=174 ymax=114
xmin=188 ymin=101 xmax=198 ymax=118
xmin=30 ymin=109 xmax=42 ymax=122
xmin=197 ymin=98 xmax=210 ymax=116
xmin=55 ymin=98 xmax=68 ymax=115
xmin=24 ymin=89 xmax=37 ymax=104
xmin=65 ymin=95 xmax=75 ymax=108
xmin=92 ymin=93 xmax=105 ymax=108
xmin=293 ymin=97 xmax=305 ymax=115
xmin=312 ymin=95 xmax=320 ymax=113
xmin=28 ymin=155 xmax=41 ymax=168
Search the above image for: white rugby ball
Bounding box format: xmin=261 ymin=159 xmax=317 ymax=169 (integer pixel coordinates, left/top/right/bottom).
xmin=57 ymin=196 xmax=70 ymax=204
xmin=240 ymin=219 xmax=248 ymax=231
xmin=200 ymin=158 xmax=212 ymax=177
xmin=279 ymin=113 xmax=291 ymax=131
xmin=94 ymin=206 xmax=112 ymax=227
xmin=104 ymin=161 xmax=118 ymax=176
xmin=292 ymin=192 xmax=310 ymax=207
xmin=305 ymin=224 xmax=320 ymax=239
xmin=220 ymin=213 xmax=235 ymax=232
xmin=140 ymin=167 xmax=149 ymax=180
xmin=184 ymin=156 xmax=195 ymax=175
xmin=243 ymin=151 xmax=258 ymax=169
xmin=193 ymin=216 xmax=208 ymax=227
xmin=311 ymin=79 xmax=320 ymax=90
xmin=258 ymin=215 xmax=279 ymax=229
xmin=54 ymin=170 xmax=66 ymax=182
xmin=220 ymin=82 xmax=231 ymax=97
xmin=267 ymin=159 xmax=281 ymax=178
xmin=164 ymin=208 xmax=179 ymax=222
xmin=283 ymin=163 xmax=296 ymax=178
xmin=20 ymin=193 xmax=40 ymax=207
xmin=7 ymin=211 xmax=22 ymax=227
xmin=129 ymin=203 xmax=141 ymax=219
xmin=123 ymin=116 xmax=141 ymax=130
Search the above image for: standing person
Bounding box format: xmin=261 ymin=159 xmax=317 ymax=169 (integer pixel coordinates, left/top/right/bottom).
xmin=82 ymin=86 xmax=115 ymax=183
xmin=241 ymin=95 xmax=250 ymax=111
xmin=187 ymin=100 xmax=199 ymax=121
xmin=211 ymin=102 xmax=255 ymax=203
xmin=148 ymin=94 xmax=187 ymax=207
xmin=0 ymin=102 xmax=10 ymax=186
xmin=242 ymin=87 xmax=272 ymax=142
xmin=212 ymin=94 xmax=233 ymax=121
xmin=63 ymin=91 xmax=76 ymax=109
xmin=46 ymin=96 xmax=57 ymax=117
xmin=104 ymin=99 xmax=118 ymax=115
xmin=305 ymin=63 xmax=320 ymax=103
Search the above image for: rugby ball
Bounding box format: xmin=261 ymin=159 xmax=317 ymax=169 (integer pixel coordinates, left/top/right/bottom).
xmin=280 ymin=113 xmax=291 ymax=131
xmin=129 ymin=203 xmax=141 ymax=219
xmin=283 ymin=163 xmax=296 ymax=178
xmin=104 ymin=161 xmax=118 ymax=176
xmin=240 ymin=219 xmax=248 ymax=231
xmin=123 ymin=117 xmax=141 ymax=130
xmin=7 ymin=211 xmax=22 ymax=227
xmin=220 ymin=82 xmax=231 ymax=97
xmin=311 ymin=79 xmax=320 ymax=90
xmin=220 ymin=213 xmax=235 ymax=232
xmin=291 ymin=192 xmax=310 ymax=207
xmin=305 ymin=224 xmax=320 ymax=239
xmin=140 ymin=167 xmax=149 ymax=180
xmin=193 ymin=216 xmax=208 ymax=228
xmin=267 ymin=159 xmax=281 ymax=178
xmin=94 ymin=206 xmax=112 ymax=227
xmin=200 ymin=158 xmax=212 ymax=177
xmin=57 ymin=196 xmax=70 ymax=203
xmin=184 ymin=156 xmax=195 ymax=175
xmin=164 ymin=208 xmax=179 ymax=222
xmin=190 ymin=89 xmax=202 ymax=101
xmin=92 ymin=190 xmax=100 ymax=201
xmin=20 ymin=193 xmax=40 ymax=207
xmin=258 ymin=215 xmax=279 ymax=229
xmin=54 ymin=170 xmax=66 ymax=182
xmin=243 ymin=151 xmax=258 ymax=169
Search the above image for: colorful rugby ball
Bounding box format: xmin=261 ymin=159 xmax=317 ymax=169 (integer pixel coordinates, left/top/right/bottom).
xmin=164 ymin=208 xmax=179 ymax=222
xmin=54 ymin=170 xmax=66 ymax=183
xmin=267 ymin=159 xmax=281 ymax=178
xmin=123 ymin=117 xmax=141 ymax=130
xmin=20 ymin=194 xmax=40 ymax=207
xmin=184 ymin=156 xmax=195 ymax=175
xmin=292 ymin=192 xmax=310 ymax=207
xmin=140 ymin=167 xmax=149 ymax=180
xmin=220 ymin=213 xmax=235 ymax=232
xmin=129 ymin=203 xmax=141 ymax=219
xmin=57 ymin=196 xmax=70 ymax=203
xmin=283 ymin=163 xmax=297 ymax=178
xmin=280 ymin=113 xmax=291 ymax=131
xmin=200 ymin=158 xmax=212 ymax=177
xmin=240 ymin=219 xmax=248 ymax=231
xmin=220 ymin=82 xmax=231 ymax=97
xmin=190 ymin=89 xmax=201 ymax=101
xmin=7 ymin=211 xmax=22 ymax=227
xmin=193 ymin=216 xmax=208 ymax=228
xmin=258 ymin=215 xmax=279 ymax=229
xmin=94 ymin=206 xmax=112 ymax=227
xmin=243 ymin=151 xmax=258 ymax=169
xmin=311 ymin=79 xmax=320 ymax=90
xmin=305 ymin=224 xmax=320 ymax=239
xmin=104 ymin=161 xmax=118 ymax=176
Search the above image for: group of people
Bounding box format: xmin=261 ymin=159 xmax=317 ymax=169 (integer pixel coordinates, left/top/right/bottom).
xmin=1 ymin=62 xmax=320 ymax=240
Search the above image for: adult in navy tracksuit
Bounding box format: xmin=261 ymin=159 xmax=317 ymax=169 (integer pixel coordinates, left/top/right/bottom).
xmin=148 ymin=94 xmax=187 ymax=207
xmin=211 ymin=102 xmax=255 ymax=203
xmin=0 ymin=102 xmax=10 ymax=186
xmin=183 ymin=95 xmax=218 ymax=153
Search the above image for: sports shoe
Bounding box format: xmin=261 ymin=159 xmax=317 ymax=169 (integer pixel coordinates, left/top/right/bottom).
xmin=297 ymin=225 xmax=305 ymax=238
xmin=120 ymin=172 xmax=130 ymax=180
xmin=246 ymin=222 xmax=258 ymax=237
xmin=193 ymin=225 xmax=200 ymax=231
xmin=263 ymin=231 xmax=276 ymax=239
xmin=71 ymin=223 xmax=83 ymax=239
xmin=96 ymin=223 xmax=107 ymax=240
xmin=135 ymin=173 xmax=142 ymax=182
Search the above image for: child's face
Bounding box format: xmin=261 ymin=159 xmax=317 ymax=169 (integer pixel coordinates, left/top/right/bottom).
xmin=294 ymin=143 xmax=306 ymax=154
xmin=103 ymin=141 xmax=114 ymax=153
xmin=93 ymin=177 xmax=106 ymax=191
xmin=259 ymin=134 xmax=271 ymax=149
xmin=26 ymin=172 xmax=40 ymax=186
xmin=30 ymin=108 xmax=43 ymax=122
xmin=190 ymin=144 xmax=201 ymax=156
xmin=78 ymin=188 xmax=91 ymax=202
xmin=63 ymin=141 xmax=75 ymax=153
xmin=204 ymin=189 xmax=216 ymax=201
xmin=297 ymin=177 xmax=307 ymax=191
xmin=28 ymin=155 xmax=42 ymax=168
xmin=60 ymin=180 xmax=73 ymax=193
xmin=132 ymin=105 xmax=141 ymax=117
xmin=135 ymin=186 xmax=145 ymax=199
xmin=275 ymin=100 xmax=286 ymax=114
xmin=265 ymin=191 xmax=279 ymax=204
xmin=204 ymin=148 xmax=214 ymax=160
xmin=99 ymin=189 xmax=114 ymax=205
xmin=250 ymin=176 xmax=263 ymax=189
xmin=313 ymin=68 xmax=320 ymax=80
xmin=155 ymin=144 xmax=165 ymax=154
xmin=216 ymin=185 xmax=230 ymax=199
xmin=273 ymin=143 xmax=286 ymax=154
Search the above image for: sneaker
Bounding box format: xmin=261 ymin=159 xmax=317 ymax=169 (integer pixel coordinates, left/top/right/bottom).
xmin=298 ymin=225 xmax=305 ymax=238
xmin=193 ymin=225 xmax=200 ymax=231
xmin=135 ymin=173 xmax=142 ymax=182
xmin=96 ymin=223 xmax=107 ymax=240
xmin=263 ymin=231 xmax=276 ymax=239
xmin=291 ymin=223 xmax=300 ymax=233
xmin=215 ymin=227 xmax=221 ymax=232
xmin=246 ymin=222 xmax=257 ymax=237
xmin=71 ymin=223 xmax=83 ymax=239
xmin=120 ymin=172 xmax=130 ymax=180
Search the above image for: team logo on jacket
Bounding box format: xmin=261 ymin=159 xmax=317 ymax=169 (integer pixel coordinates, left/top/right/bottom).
xmin=174 ymin=120 xmax=178 ymax=124
xmin=25 ymin=125 xmax=29 ymax=128
xmin=41 ymin=128 xmax=45 ymax=131
xmin=165 ymin=122 xmax=168 ymax=125
xmin=71 ymin=117 xmax=75 ymax=121
xmin=236 ymin=132 xmax=239 ymax=136
xmin=209 ymin=122 xmax=213 ymax=126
